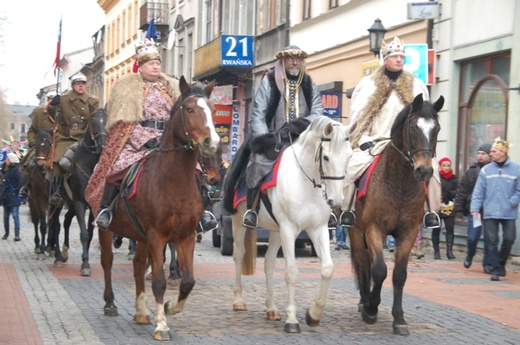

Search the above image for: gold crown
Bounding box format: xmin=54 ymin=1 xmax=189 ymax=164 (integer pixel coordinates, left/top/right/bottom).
xmin=276 ymin=45 xmax=308 ymax=59
xmin=492 ymin=137 xmax=512 ymax=153
xmin=135 ymin=38 xmax=161 ymax=66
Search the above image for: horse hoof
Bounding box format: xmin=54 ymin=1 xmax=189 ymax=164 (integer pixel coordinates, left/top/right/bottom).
xmin=134 ymin=314 xmax=151 ymax=324
xmin=104 ymin=306 xmax=118 ymax=316
xmin=80 ymin=268 xmax=91 ymax=277
xmin=53 ymin=260 xmax=64 ymax=268
xmin=266 ymin=310 xmax=281 ymax=321
xmin=62 ymin=247 xmax=69 ymax=263
xmin=361 ymin=306 xmax=377 ymax=324
xmin=357 ymin=303 xmax=363 ymax=313
xmin=233 ymin=302 xmax=247 ymax=311
xmin=153 ymin=330 xmax=171 ymax=341
xmin=305 ymin=309 xmax=320 ymax=327
xmin=37 ymin=253 xmax=45 ymax=260
xmin=283 ymin=322 xmax=301 ymax=333
xmin=393 ymin=324 xmax=410 ymax=336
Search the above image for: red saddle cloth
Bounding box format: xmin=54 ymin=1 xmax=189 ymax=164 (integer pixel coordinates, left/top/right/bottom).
xmin=232 ymin=150 xmax=284 ymax=209
xmin=356 ymin=154 xmax=382 ymax=201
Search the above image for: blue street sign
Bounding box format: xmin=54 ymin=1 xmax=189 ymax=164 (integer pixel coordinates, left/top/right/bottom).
xmin=404 ymin=44 xmax=428 ymax=84
xmin=221 ymin=35 xmax=254 ymax=68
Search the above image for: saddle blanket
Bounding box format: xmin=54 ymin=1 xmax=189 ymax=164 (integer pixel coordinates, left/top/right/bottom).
xmin=233 ymin=151 xmax=284 ymax=209
xmin=356 ymin=154 xmax=381 ymax=201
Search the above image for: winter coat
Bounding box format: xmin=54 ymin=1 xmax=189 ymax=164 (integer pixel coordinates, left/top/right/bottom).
xmin=0 ymin=164 xmax=22 ymax=207
xmin=454 ymin=163 xmax=486 ymax=216
xmin=439 ymin=174 xmax=458 ymax=218
xmin=470 ymin=157 xmax=520 ymax=220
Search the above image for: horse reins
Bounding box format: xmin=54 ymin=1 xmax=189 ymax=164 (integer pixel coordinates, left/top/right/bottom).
xmin=287 ymin=125 xmax=348 ymax=202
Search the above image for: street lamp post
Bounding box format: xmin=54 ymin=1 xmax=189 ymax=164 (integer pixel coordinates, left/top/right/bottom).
xmin=368 ymin=18 xmax=387 ymax=57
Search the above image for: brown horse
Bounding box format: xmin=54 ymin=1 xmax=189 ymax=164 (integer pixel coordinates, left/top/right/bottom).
xmin=99 ymin=76 xmax=219 ymax=341
xmin=349 ymin=94 xmax=444 ymax=335
xmin=27 ymin=129 xmax=52 ymax=256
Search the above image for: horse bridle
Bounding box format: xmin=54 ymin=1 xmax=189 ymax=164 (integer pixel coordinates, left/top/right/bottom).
xmin=83 ymin=118 xmax=107 ymax=155
xmin=288 ymin=125 xmax=348 ymax=202
xmin=155 ymin=94 xmax=208 ymax=154
xmin=388 ymin=113 xmax=436 ymax=168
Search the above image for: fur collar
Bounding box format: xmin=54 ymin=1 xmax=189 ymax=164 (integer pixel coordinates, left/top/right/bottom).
xmin=350 ymin=66 xmax=415 ymax=147
xmin=106 ymin=73 xmax=179 ymax=130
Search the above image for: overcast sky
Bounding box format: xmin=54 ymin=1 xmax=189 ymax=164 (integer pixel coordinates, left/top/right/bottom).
xmin=0 ymin=0 xmax=105 ymax=105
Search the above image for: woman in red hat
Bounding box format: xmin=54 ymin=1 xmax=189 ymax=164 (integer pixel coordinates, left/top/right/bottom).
xmin=435 ymin=157 xmax=458 ymax=260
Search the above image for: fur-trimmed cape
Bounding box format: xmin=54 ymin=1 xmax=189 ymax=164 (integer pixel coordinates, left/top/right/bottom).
xmin=106 ymin=73 xmax=180 ymax=130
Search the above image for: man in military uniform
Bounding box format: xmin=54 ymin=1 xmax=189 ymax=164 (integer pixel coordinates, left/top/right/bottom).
xmin=19 ymin=91 xmax=59 ymax=198
xmin=49 ymin=72 xmax=99 ymax=206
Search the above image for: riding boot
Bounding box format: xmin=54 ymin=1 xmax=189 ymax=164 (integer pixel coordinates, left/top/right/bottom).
xmin=446 ymin=233 xmax=456 ymax=260
xmin=197 ymin=210 xmax=218 ymax=233
xmin=19 ymin=174 xmax=30 ymax=198
xmin=49 ymin=176 xmax=64 ymax=207
xmin=328 ymin=212 xmax=338 ymax=229
xmin=14 ymin=228 xmax=21 ymax=242
xmin=2 ymin=228 xmax=8 ymax=240
xmin=339 ymin=210 xmax=356 ymax=228
xmin=423 ymin=211 xmax=440 ymax=228
xmin=95 ymin=183 xmax=119 ymax=231
xmin=242 ymin=186 xmax=260 ymax=228
xmin=432 ymin=230 xmax=441 ymax=259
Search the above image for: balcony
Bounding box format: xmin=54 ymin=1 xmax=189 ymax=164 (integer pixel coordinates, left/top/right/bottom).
xmin=194 ymin=38 xmax=222 ymax=79
xmin=139 ymin=1 xmax=169 ymax=38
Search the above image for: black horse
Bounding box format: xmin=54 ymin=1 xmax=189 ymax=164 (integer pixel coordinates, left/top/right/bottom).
xmin=66 ymin=108 xmax=108 ymax=276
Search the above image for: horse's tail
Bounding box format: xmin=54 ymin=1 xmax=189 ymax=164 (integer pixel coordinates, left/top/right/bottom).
xmin=222 ymin=137 xmax=252 ymax=214
xmin=242 ymin=226 xmax=257 ymax=275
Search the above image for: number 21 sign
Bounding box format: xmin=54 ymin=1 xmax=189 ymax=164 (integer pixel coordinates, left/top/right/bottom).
xmin=221 ymin=35 xmax=254 ymax=68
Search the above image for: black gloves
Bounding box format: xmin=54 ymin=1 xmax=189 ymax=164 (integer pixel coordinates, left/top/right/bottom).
xmin=28 ymin=141 xmax=36 ymax=148
xmin=143 ymin=138 xmax=158 ymax=149
xmin=50 ymin=95 xmax=61 ymax=106
xmin=249 ymin=133 xmax=278 ymax=160
xmin=287 ymin=118 xmax=310 ymax=138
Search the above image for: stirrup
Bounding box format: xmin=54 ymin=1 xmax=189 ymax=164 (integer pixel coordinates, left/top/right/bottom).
xmin=19 ymin=187 xmax=30 ymax=198
xmin=242 ymin=209 xmax=258 ymax=228
xmin=95 ymin=208 xmax=113 ymax=231
xmin=199 ymin=210 xmax=218 ymax=232
xmin=49 ymin=192 xmax=63 ymax=207
xmin=339 ymin=210 xmax=356 ymax=228
xmin=423 ymin=211 xmax=440 ymax=228
xmin=328 ymin=213 xmax=338 ymax=229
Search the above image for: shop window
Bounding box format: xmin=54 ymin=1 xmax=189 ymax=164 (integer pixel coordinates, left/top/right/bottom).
xmin=458 ymin=54 xmax=510 ymax=172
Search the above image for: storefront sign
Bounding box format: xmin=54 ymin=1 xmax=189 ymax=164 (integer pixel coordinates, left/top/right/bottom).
xmin=321 ymin=92 xmax=342 ymax=117
xmin=213 ymin=104 xmax=233 ymax=124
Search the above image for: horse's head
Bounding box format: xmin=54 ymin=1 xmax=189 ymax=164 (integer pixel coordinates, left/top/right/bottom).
xmin=84 ymin=108 xmax=108 ymax=155
xmin=392 ymin=93 xmax=444 ymax=181
xmin=34 ymin=129 xmax=53 ymax=167
xmin=169 ymin=76 xmax=220 ymax=158
xmin=298 ymin=116 xmax=352 ymax=208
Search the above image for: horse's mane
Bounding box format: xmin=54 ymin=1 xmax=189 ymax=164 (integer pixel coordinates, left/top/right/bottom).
xmin=390 ymin=96 xmax=437 ymax=138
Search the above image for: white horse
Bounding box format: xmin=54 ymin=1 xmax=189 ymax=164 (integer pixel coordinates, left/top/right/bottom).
xmin=231 ymin=116 xmax=352 ymax=333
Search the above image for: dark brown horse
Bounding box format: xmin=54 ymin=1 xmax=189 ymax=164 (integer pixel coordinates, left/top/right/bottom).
xmin=67 ymin=108 xmax=107 ymax=276
xmin=349 ymin=94 xmax=443 ymax=335
xmin=27 ymin=129 xmax=52 ymax=256
xmin=99 ymin=76 xmax=219 ymax=341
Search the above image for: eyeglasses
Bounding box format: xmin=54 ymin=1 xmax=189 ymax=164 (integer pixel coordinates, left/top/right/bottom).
xmin=285 ymin=57 xmax=303 ymax=64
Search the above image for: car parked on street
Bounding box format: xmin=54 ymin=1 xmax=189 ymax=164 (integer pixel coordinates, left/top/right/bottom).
xmin=212 ymin=200 xmax=315 ymax=256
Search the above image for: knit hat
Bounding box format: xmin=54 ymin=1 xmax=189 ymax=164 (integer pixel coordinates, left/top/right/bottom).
xmin=381 ymin=37 xmax=405 ymax=60
xmin=7 ymin=152 xmax=20 ymax=164
xmin=438 ymin=157 xmax=451 ymax=166
xmin=477 ymin=143 xmax=491 ymax=154
xmin=492 ymin=137 xmax=511 ymax=153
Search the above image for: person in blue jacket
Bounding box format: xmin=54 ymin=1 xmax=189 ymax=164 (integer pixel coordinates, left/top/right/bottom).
xmin=471 ymin=138 xmax=520 ymax=281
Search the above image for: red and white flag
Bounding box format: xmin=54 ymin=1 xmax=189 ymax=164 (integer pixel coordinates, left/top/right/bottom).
xmin=52 ymin=18 xmax=62 ymax=76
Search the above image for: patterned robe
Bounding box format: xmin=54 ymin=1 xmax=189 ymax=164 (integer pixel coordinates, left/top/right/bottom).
xmin=85 ymin=73 xmax=180 ymax=215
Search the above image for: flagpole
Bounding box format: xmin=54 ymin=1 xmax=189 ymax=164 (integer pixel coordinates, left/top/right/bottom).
xmin=50 ymin=16 xmax=63 ymax=174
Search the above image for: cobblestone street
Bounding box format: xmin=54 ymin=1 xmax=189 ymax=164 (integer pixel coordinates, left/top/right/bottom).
xmin=1 ymin=204 xmax=520 ymax=344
